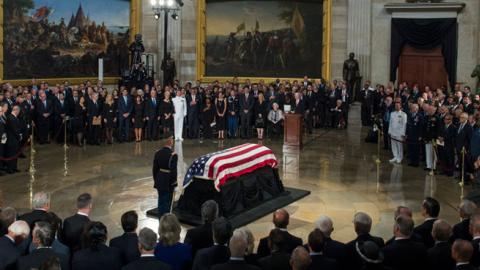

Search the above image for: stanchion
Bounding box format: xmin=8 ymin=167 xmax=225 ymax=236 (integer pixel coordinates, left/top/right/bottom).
xmin=460 ymin=147 xmax=466 ymax=187
xmin=375 ymin=126 xmax=381 ymax=164
xmin=29 ymin=125 xmax=36 ymax=174
xmin=429 ymin=139 xmax=435 ymax=176
xmin=63 ymin=117 xmax=69 ymax=150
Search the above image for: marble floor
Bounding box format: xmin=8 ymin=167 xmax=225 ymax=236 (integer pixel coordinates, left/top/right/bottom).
xmin=0 ymin=104 xmax=469 ymax=246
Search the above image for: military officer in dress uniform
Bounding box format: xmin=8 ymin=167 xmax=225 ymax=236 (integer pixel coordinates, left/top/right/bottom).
xmin=406 ymin=104 xmax=424 ymax=167
xmin=388 ymin=101 xmax=407 ymax=164
xmin=172 ymin=89 xmax=187 ymax=141
xmin=152 ymin=136 xmax=178 ymax=217
xmin=423 ymin=104 xmax=440 ymax=171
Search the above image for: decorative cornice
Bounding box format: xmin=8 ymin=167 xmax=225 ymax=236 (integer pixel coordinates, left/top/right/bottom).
xmin=385 ymin=2 xmax=465 ymax=13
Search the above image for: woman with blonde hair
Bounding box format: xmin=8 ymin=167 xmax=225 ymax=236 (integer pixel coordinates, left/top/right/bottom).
xmin=102 ymin=94 xmax=116 ymax=144
xmin=154 ymin=213 xmax=192 ymax=270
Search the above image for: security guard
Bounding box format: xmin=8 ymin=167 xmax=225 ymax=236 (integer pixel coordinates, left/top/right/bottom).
xmin=152 ymin=136 xmax=178 ymax=217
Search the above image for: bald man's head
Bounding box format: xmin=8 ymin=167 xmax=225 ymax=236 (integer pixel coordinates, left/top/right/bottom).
xmin=273 ymin=209 xmax=289 ymax=229
xmin=452 ymin=239 xmax=473 ymax=263
xmin=290 ymin=246 xmax=311 ymax=270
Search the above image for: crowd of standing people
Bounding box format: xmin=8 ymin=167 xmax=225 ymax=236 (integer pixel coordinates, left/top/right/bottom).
xmin=360 ymin=81 xmax=480 ymax=185
xmin=0 ymin=76 xmax=353 ymax=175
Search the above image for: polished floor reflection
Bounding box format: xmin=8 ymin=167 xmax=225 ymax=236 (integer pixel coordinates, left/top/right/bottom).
xmin=0 ymin=104 xmax=468 ymax=245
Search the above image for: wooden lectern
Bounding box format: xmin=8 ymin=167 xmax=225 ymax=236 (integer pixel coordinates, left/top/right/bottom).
xmin=284 ymin=113 xmax=303 ymax=146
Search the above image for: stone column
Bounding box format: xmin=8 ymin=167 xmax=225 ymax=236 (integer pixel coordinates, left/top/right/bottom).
xmin=330 ymin=0 xmax=348 ymax=80
xmin=347 ymin=0 xmax=372 ymax=82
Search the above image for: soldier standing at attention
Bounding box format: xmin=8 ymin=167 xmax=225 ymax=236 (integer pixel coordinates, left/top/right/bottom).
xmin=153 ymin=136 xmax=178 ymax=217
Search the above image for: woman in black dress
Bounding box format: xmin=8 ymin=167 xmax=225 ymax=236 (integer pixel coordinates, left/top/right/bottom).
xmin=73 ymin=96 xmax=87 ymax=146
xmin=102 ymin=94 xmax=116 ymax=144
xmin=202 ymin=98 xmax=215 ymax=139
xmin=133 ymin=95 xmax=145 ymax=142
xmin=254 ymin=92 xmax=268 ymax=140
xmin=160 ymin=90 xmax=174 ymax=137
xmin=215 ymin=91 xmax=227 ymax=139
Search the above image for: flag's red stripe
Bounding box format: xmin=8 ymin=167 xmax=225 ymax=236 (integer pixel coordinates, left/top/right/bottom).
xmin=213 ymin=149 xmax=274 ymax=179
xmin=216 ymin=159 xmax=278 ymax=189
xmin=208 ymin=144 xmax=263 ymax=178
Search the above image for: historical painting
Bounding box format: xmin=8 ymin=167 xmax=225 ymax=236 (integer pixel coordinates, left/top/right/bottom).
xmin=205 ymin=0 xmax=323 ymax=78
xmin=3 ymin=0 xmax=131 ymax=80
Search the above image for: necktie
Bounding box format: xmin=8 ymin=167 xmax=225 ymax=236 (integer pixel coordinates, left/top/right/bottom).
xmin=153 ymin=98 xmax=156 ymax=106
xmin=43 ymin=101 xmax=46 ymax=109
xmin=459 ymin=123 xmax=464 ymax=134
xmin=274 ymin=112 xmax=277 ymax=122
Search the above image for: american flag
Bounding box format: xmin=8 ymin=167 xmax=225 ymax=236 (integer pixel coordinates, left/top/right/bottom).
xmin=183 ymin=143 xmax=278 ymax=191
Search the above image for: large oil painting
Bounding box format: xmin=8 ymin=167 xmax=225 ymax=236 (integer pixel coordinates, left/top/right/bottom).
xmin=205 ymin=0 xmax=323 ymax=78
xmin=3 ymin=0 xmax=132 ymax=80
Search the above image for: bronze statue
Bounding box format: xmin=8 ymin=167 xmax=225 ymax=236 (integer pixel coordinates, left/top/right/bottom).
xmin=161 ymin=52 xmax=176 ymax=87
xmin=129 ymin=34 xmax=145 ymax=73
xmin=343 ymin=52 xmax=360 ymax=96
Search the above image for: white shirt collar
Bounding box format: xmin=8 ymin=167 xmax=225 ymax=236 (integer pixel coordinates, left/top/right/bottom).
xmin=310 ymin=252 xmax=323 ymax=256
xmin=395 ymin=236 xmax=410 ymax=240
xmin=473 ymin=236 xmax=480 ymax=240
xmin=457 ymin=262 xmax=470 ymax=266
xmin=425 ymin=217 xmax=437 ymax=221
xmin=76 ymin=211 xmax=89 ymax=217
xmin=141 ymin=254 xmax=155 ymax=257
xmin=230 ymin=257 xmax=244 ymax=261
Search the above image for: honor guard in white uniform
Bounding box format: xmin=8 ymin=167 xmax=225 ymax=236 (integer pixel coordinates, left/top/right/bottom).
xmin=388 ymin=101 xmax=407 ymax=164
xmin=172 ymin=89 xmax=187 ymax=141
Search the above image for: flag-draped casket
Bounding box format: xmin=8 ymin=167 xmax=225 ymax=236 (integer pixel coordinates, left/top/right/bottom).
xmin=175 ymin=143 xmax=284 ymax=218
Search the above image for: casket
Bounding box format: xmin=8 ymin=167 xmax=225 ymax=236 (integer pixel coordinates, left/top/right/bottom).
xmin=174 ymin=144 xmax=285 ymax=222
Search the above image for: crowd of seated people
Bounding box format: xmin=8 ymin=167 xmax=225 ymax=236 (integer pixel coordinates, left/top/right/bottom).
xmin=2 ymin=191 xmax=480 ymax=270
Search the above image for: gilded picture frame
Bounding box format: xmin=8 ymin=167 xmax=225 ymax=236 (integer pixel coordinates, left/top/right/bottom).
xmin=196 ymin=0 xmax=331 ymax=83
xmin=0 ymin=0 xmax=142 ymax=86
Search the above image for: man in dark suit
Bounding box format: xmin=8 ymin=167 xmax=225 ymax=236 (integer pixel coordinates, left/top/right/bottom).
xmin=122 ymin=227 xmax=171 ymax=270
xmin=152 ymin=137 xmax=177 ymax=217
xmin=0 ymin=220 xmax=30 ymax=270
xmin=186 ymin=88 xmax=202 ymax=139
xmin=290 ymin=246 xmax=312 ymax=270
xmin=18 ymin=191 xmax=51 ymax=230
xmin=315 ymin=215 xmax=348 ymax=266
xmin=438 ymin=114 xmax=457 ymax=176
xmin=52 ymin=92 xmax=69 ymax=143
xmin=259 ymin=228 xmax=292 ymax=270
xmin=110 ymin=211 xmax=140 ymax=266
xmin=5 ymin=105 xmax=22 ymax=173
xmin=29 ymin=212 xmax=70 ymax=258
xmin=144 ymin=89 xmax=161 ymax=141
xmin=427 ymin=219 xmax=455 ymax=270
xmin=17 ymin=221 xmax=69 ymax=270
xmin=239 ymin=86 xmax=254 ymax=139
xmin=192 ymin=217 xmax=232 ymax=270
xmin=469 ymin=214 xmax=480 ymax=267
xmin=118 ymin=88 xmax=133 ymax=142
xmin=452 ymin=199 xmax=477 ymax=241
xmin=293 ymin=92 xmax=306 ymax=115
xmin=61 ymin=193 xmax=92 ymax=252
xmin=382 ymin=215 xmax=427 ymax=270
xmin=34 ymin=91 xmax=53 ymax=144
xmin=211 ymin=232 xmax=261 ymax=270
xmin=456 ymin=112 xmax=473 ymax=181
xmin=414 ymin=197 xmax=440 ymax=248
xmin=307 ymin=229 xmax=338 ymax=270
xmin=346 ymin=212 xmax=384 ymax=269
xmin=86 ymin=92 xmax=102 ymax=145
xmin=257 ymin=209 xmax=302 ymax=257
xmin=185 ymin=200 xmax=218 ymax=256
xmin=452 ymin=239 xmax=476 ymax=270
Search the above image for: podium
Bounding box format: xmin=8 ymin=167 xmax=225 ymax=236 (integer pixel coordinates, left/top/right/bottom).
xmin=284 ymin=113 xmax=303 ymax=146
